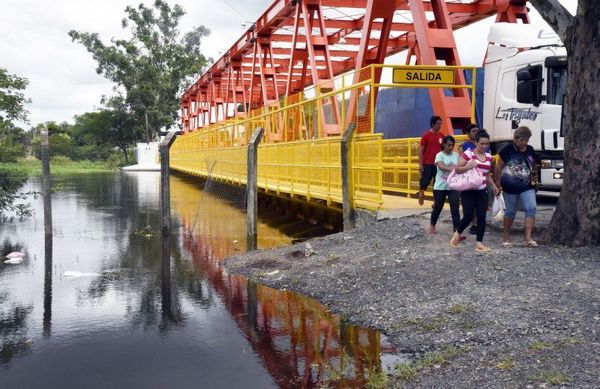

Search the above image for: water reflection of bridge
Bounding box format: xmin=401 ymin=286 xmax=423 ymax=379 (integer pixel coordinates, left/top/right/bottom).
xmin=170 ymin=176 xmax=396 ymax=387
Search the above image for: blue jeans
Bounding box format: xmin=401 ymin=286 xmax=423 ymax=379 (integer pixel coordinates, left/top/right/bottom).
xmin=503 ymin=189 xmax=536 ymax=219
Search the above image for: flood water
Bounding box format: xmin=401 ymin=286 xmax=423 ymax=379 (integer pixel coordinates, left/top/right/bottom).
xmin=0 ymin=172 xmax=399 ymax=388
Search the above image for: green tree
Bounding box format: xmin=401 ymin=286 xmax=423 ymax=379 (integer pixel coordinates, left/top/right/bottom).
xmin=0 ymin=67 xmax=30 ymax=216
xmin=0 ymin=67 xmax=30 ymax=125
xmin=0 ymin=68 xmax=30 ymax=163
xmin=0 ymin=121 xmax=27 ymax=162
xmin=530 ymin=0 xmax=600 ymax=246
xmin=70 ymin=111 xmax=114 ymax=146
xmin=104 ymin=95 xmax=141 ymax=163
xmin=31 ymin=122 xmax=75 ymax=160
xmin=68 ymin=0 xmax=210 ymax=141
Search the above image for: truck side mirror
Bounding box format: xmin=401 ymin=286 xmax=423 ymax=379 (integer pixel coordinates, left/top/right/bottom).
xmin=516 ymin=65 xmax=543 ymax=106
xmin=517 ymin=80 xmax=533 ymax=103
xmin=517 ymin=68 xmax=532 ymax=81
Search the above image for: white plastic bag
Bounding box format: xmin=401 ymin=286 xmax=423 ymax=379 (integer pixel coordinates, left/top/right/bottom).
xmin=492 ymin=194 xmax=505 ymax=221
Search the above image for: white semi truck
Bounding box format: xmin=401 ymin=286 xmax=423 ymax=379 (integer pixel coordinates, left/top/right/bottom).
xmin=483 ymin=23 xmax=566 ymax=190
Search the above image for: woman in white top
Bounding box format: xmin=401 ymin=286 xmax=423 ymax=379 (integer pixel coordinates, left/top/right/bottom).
xmin=429 ymin=135 xmax=460 ymax=234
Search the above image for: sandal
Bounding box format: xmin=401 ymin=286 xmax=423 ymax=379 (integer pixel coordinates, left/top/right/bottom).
xmin=502 ymin=242 xmax=513 ymax=248
xmin=475 ymin=245 xmax=492 ymax=253
xmin=525 ymin=240 xmax=538 ymax=247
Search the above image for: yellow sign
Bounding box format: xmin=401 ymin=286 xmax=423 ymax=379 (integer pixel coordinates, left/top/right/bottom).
xmin=392 ymin=67 xmax=455 ymax=85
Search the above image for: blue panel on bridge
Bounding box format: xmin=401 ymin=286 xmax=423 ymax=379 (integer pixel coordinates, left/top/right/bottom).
xmin=374 ymin=68 xmax=485 ymax=139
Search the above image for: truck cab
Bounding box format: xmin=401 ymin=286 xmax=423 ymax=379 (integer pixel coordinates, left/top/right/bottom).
xmin=483 ymin=23 xmax=566 ymax=190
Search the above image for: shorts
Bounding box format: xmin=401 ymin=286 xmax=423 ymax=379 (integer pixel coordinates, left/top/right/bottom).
xmin=503 ymin=189 xmax=536 ymax=219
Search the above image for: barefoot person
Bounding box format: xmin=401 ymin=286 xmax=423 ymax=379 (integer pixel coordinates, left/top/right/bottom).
xmin=418 ymin=116 xmax=444 ymax=205
xmin=429 ymin=135 xmax=460 ymax=234
xmin=495 ymin=126 xmax=538 ymax=247
xmin=450 ymin=131 xmax=500 ymax=252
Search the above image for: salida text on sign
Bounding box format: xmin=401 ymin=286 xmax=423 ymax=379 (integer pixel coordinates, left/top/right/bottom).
xmin=392 ymin=67 xmax=455 ymax=85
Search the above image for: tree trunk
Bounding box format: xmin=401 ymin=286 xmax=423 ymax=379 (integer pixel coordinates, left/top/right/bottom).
xmin=542 ymin=0 xmax=600 ymax=246
xmin=121 ymin=145 xmax=129 ymax=163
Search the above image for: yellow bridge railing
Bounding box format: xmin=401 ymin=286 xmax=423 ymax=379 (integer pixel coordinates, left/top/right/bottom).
xmin=171 ymin=64 xmax=476 ymax=211
xmin=382 ymin=135 xmax=468 ymax=197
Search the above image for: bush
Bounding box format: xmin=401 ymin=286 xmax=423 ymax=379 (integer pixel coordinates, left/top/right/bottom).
xmin=0 ymin=165 xmax=29 ymax=213
xmin=32 ymin=133 xmax=74 ymax=159
xmin=0 ymin=142 xmax=26 ymax=162
xmin=33 ymin=137 xmax=120 ymax=162
xmin=70 ymin=144 xmax=114 ymax=161
xmin=48 ymin=133 xmax=73 ymax=158
xmin=49 ymin=155 xmax=74 ymax=165
xmin=105 ymin=152 xmax=128 ymax=168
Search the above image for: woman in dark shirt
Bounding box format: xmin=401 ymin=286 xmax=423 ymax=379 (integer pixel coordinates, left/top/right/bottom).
xmin=495 ymin=126 xmax=538 ymax=247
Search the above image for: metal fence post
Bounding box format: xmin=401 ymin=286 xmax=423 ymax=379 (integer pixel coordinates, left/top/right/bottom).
xmin=247 ymin=127 xmax=264 ymax=251
xmin=160 ymin=132 xmax=177 ymax=234
xmin=341 ymin=123 xmax=357 ymax=231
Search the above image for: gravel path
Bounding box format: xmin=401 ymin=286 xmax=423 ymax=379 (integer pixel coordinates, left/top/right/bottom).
xmin=224 ymin=208 xmax=600 ymax=388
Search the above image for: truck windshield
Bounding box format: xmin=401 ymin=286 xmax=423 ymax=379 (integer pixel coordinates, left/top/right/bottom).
xmin=547 ymin=66 xmax=567 ymax=105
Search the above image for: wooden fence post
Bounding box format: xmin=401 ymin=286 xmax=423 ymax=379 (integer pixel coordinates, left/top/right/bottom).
xmin=341 ymin=123 xmax=357 ymax=231
xmin=40 ymin=127 xmax=52 ymax=237
xmin=160 ymin=132 xmax=177 ymax=234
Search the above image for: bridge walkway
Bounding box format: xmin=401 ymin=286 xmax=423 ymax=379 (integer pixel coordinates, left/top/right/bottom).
xmin=171 ymin=65 xmax=470 ymax=212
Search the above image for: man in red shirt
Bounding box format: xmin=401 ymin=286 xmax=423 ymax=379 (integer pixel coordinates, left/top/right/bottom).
xmin=418 ymin=115 xmax=444 ymax=205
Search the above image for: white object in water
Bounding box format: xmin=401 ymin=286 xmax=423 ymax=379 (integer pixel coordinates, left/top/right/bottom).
xmin=6 ymin=251 xmax=25 ymax=258
xmin=3 ymin=257 xmax=24 ymax=264
xmin=63 ymin=271 xmax=101 ymax=278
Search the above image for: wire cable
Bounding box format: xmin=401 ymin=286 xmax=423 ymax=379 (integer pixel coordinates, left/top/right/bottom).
xmin=220 ymin=0 xmax=248 ymax=21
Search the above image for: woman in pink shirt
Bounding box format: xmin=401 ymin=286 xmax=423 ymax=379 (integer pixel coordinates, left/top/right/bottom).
xmin=450 ymin=131 xmax=500 ymax=252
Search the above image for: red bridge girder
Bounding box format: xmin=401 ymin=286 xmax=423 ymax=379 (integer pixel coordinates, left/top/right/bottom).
xmin=181 ymin=0 xmax=529 ymax=135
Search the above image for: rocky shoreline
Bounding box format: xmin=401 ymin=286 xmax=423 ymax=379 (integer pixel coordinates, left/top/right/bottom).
xmin=224 ymin=208 xmax=599 ymax=388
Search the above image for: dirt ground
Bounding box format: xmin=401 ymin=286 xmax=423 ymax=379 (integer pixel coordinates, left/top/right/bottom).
xmin=224 ymin=206 xmax=600 ymax=388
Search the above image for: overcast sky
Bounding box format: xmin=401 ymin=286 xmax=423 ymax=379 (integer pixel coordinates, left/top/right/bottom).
xmin=0 ymin=0 xmax=577 ymax=128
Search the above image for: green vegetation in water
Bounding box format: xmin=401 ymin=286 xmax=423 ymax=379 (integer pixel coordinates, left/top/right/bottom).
xmin=133 ymin=226 xmax=156 ymax=239
xmin=391 ymin=346 xmax=466 ymax=385
xmin=320 ymin=352 xmax=354 ymax=388
xmin=365 ymin=368 xmax=388 ymax=389
xmin=0 ymin=157 xmax=121 ymax=175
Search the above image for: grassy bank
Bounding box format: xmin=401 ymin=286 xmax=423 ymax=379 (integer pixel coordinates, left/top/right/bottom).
xmin=0 ymin=157 xmax=122 ymax=175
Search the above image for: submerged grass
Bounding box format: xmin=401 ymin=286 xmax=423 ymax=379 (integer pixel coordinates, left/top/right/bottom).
xmin=365 ymin=368 xmax=389 ymax=389
xmin=391 ymin=346 xmax=465 ymax=385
